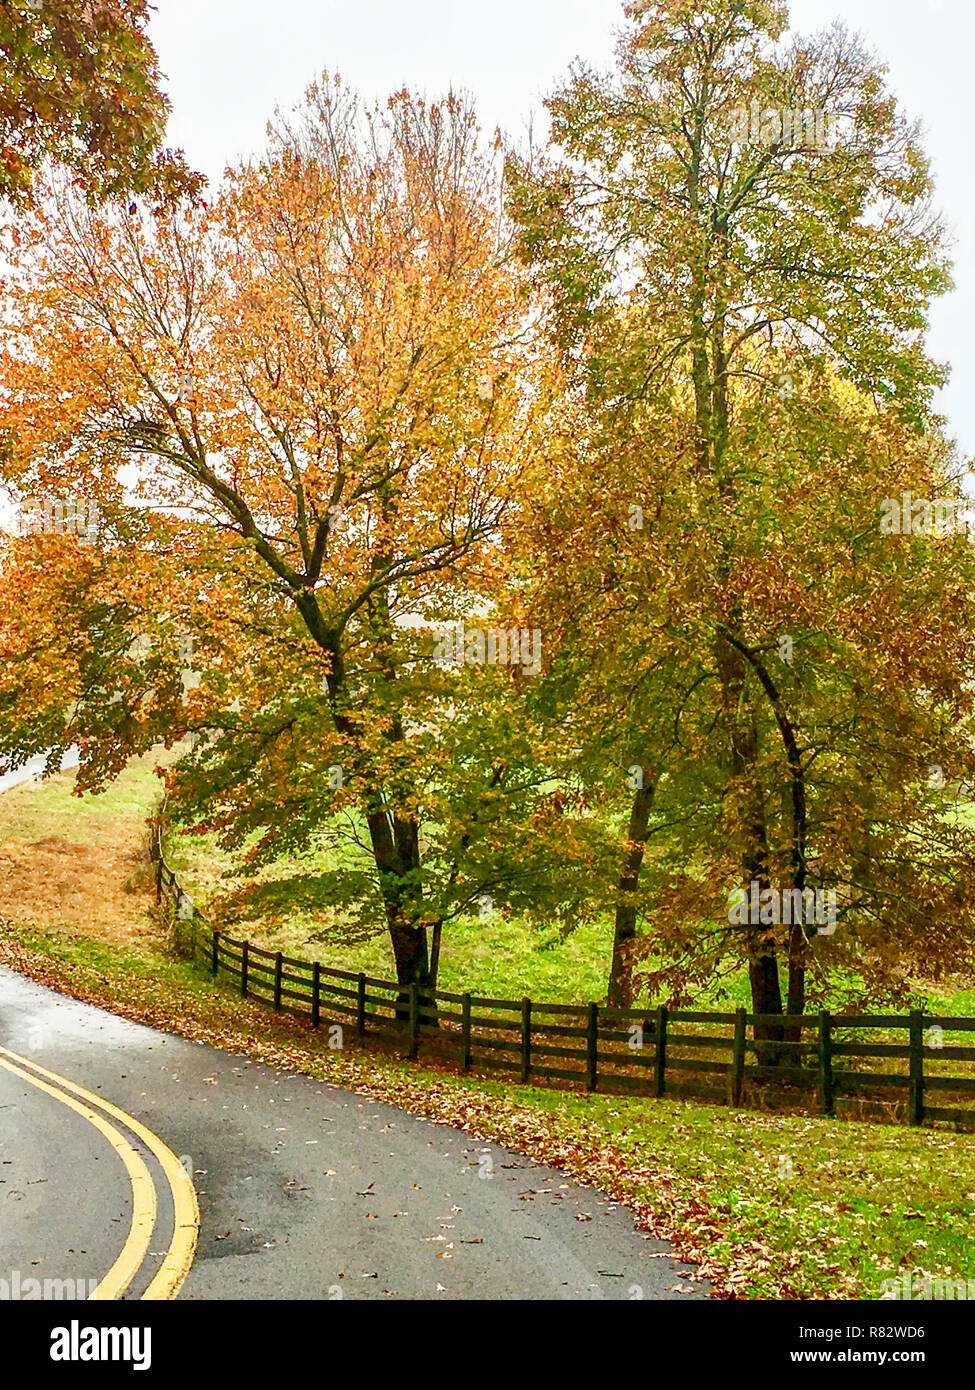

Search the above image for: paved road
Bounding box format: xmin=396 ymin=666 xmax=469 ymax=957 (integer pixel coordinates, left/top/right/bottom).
xmin=0 ymin=748 xmax=80 ymax=794
xmin=0 ymin=967 xmax=708 ymax=1300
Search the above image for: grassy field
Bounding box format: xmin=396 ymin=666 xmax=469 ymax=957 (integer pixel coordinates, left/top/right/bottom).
xmin=159 ymin=761 xmax=975 ymax=1015
xmin=165 ymin=786 xmax=620 ymax=1001
xmin=5 ymin=752 xmax=625 ymax=1000
xmin=3 ymin=753 xmax=973 ymax=1016
xmin=0 ymin=752 xmax=170 ymax=952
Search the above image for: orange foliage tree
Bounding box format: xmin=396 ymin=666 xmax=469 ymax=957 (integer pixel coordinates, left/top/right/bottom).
xmin=0 ymin=78 xmax=560 ymax=995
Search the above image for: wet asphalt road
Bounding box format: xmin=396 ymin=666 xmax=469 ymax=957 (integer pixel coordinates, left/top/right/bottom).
xmin=0 ymin=966 xmax=708 ymax=1300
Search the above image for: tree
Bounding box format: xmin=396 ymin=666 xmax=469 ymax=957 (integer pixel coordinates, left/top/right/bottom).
xmin=0 ymin=78 xmax=558 ymax=997
xmin=0 ymin=0 xmax=196 ymax=204
xmin=509 ymin=0 xmax=975 ymax=1028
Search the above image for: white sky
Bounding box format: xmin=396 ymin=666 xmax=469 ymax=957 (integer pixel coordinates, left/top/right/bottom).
xmin=149 ymin=0 xmax=974 ymax=464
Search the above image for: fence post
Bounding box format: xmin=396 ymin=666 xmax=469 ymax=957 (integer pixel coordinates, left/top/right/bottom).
xmin=730 ymin=1006 xmax=747 ymax=1106
xmin=273 ymin=951 xmax=283 ymax=1011
xmin=461 ymin=993 xmax=472 ymax=1072
xmin=408 ymin=983 xmax=419 ymax=1059
xmin=586 ymin=1002 xmax=599 ymax=1093
xmin=520 ymin=997 xmax=532 ymax=1085
xmin=241 ymin=940 xmax=249 ymax=998
xmin=654 ymin=1005 xmax=668 ymax=1097
xmin=311 ymin=961 xmax=321 ymax=1028
xmin=818 ymin=1010 xmax=835 ymax=1117
xmin=211 ymin=930 xmax=219 ymax=978
xmin=357 ymin=973 xmax=367 ymax=1038
xmin=909 ymin=1010 xmax=925 ymax=1126
xmin=155 ymin=855 xmax=163 ymax=904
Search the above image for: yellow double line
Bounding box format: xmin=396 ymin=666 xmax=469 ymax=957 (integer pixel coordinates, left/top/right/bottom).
xmin=0 ymin=1044 xmax=199 ymax=1300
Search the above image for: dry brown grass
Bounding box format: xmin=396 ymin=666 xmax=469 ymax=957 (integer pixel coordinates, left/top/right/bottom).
xmin=0 ymin=755 xmax=168 ymax=953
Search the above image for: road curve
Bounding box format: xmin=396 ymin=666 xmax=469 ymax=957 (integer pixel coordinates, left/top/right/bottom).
xmin=0 ymin=748 xmax=80 ymax=794
xmin=0 ymin=966 xmax=709 ymax=1300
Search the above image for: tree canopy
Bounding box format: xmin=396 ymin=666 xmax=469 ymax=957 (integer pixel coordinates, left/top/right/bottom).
xmin=0 ymin=0 xmax=197 ymax=204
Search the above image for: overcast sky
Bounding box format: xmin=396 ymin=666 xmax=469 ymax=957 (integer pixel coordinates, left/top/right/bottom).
xmin=148 ymin=0 xmax=974 ymax=465
xmin=0 ymin=2 xmax=966 ymax=529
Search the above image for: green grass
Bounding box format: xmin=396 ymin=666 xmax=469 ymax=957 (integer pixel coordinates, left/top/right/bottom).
xmin=7 ymin=922 xmax=195 ymax=983
xmin=0 ymin=752 xmax=169 ymax=847
xmin=507 ymin=1088 xmax=975 ymax=1300
xmin=164 ymin=795 xmax=975 ymax=1014
xmin=164 ymin=774 xmax=626 ymax=1001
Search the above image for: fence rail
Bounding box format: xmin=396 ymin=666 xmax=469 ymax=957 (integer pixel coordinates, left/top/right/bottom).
xmin=150 ymin=834 xmax=975 ymax=1130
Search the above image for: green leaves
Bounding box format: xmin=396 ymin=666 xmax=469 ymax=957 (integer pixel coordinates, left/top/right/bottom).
xmin=0 ymin=0 xmax=199 ymax=205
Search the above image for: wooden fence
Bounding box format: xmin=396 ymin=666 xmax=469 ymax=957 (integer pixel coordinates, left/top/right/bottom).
xmin=151 ymin=832 xmax=975 ymax=1130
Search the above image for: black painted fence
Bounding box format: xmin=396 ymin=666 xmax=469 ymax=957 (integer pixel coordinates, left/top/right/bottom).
xmin=152 ymin=832 xmax=975 ymax=1129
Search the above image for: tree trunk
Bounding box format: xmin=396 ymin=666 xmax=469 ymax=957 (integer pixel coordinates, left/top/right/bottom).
xmin=309 ymin=584 xmax=438 ymax=1026
xmin=748 ymin=924 xmax=785 ymax=1065
xmin=607 ymin=775 xmax=656 ymax=1007
xmin=718 ymin=627 xmax=811 ymax=1054
xmin=387 ymin=908 xmax=431 ymax=990
xmin=694 ymin=206 xmax=787 ymax=1055
xmin=715 ymin=624 xmax=786 ymax=1061
xmin=365 ymin=805 xmax=435 ymax=1023
xmin=429 ymin=917 xmax=443 ymax=991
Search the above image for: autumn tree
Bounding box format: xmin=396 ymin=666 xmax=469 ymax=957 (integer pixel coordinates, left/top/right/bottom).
xmin=0 ymin=0 xmax=196 ymax=204
xmin=510 ymin=0 xmax=975 ymax=1026
xmin=0 ymin=78 xmax=560 ymax=997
